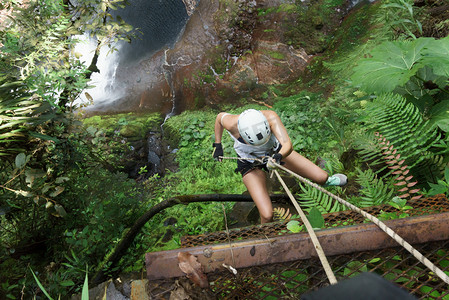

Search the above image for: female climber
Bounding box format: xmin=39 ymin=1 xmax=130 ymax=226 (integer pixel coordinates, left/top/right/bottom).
xmin=212 ymin=109 xmax=347 ymax=224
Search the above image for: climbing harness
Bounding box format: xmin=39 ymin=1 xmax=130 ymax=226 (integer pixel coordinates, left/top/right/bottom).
xmin=219 ymin=156 xmax=449 ymax=285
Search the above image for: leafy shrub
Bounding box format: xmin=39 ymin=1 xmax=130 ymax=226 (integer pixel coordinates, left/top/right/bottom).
xmin=356 ymin=93 xmax=448 ymax=186
xmin=351 ymin=37 xmax=449 ymax=133
xmin=273 ymin=92 xmax=335 ymax=157
xmin=61 ymin=168 xmax=143 ymax=273
xmin=380 ymin=0 xmax=423 ymax=39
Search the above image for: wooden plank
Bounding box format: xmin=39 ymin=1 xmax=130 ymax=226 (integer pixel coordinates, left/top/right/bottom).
xmin=145 ymin=212 xmax=449 ymax=280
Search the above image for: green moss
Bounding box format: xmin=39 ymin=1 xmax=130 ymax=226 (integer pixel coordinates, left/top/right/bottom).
xmin=268 ymin=51 xmax=285 ymax=60
xmin=120 ymin=123 xmax=144 ymax=139
xmin=278 ymin=3 xmax=296 ymax=13
xmin=82 ymin=112 xmax=163 ymax=138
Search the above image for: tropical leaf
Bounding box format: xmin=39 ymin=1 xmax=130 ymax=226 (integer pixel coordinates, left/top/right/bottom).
xmin=359 ymin=93 xmax=441 ymax=169
xmin=286 ymin=220 xmax=303 ymax=233
xmin=421 ymin=36 xmax=449 ymax=77
xmin=429 ymin=100 xmax=449 ymax=132
xmin=307 ymin=207 xmax=324 ymax=229
xmin=351 ymin=38 xmax=432 ymax=93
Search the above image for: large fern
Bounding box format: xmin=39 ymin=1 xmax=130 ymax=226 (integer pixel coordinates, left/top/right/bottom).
xmin=0 ymin=80 xmax=44 ymax=156
xmin=359 ymin=94 xmax=443 ymax=161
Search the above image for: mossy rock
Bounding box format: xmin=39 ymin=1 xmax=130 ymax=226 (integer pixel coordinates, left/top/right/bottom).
xmin=82 ymin=115 xmax=118 ymax=135
xmin=145 ymin=114 xmax=164 ymax=132
xmin=120 ymin=123 xmax=145 ymax=139
xmin=82 ymin=113 xmax=163 ymax=138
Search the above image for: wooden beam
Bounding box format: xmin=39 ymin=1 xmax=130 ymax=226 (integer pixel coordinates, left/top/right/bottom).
xmin=145 ymin=212 xmax=449 ymax=280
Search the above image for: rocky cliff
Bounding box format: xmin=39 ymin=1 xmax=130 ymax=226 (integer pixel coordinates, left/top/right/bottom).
xmin=102 ymin=0 xmax=352 ymax=115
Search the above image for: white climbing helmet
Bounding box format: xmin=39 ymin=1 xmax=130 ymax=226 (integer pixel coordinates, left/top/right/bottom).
xmin=237 ymin=109 xmax=271 ymax=146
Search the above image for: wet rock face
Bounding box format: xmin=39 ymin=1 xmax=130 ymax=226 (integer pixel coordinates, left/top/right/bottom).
xmin=222 ymin=0 xmax=258 ymax=57
xmin=81 ymin=113 xmax=176 ymax=180
xmin=91 ymin=0 xmax=359 ymax=115
xmin=133 ymin=0 xmax=311 ymax=111
xmin=182 ymin=0 xmax=199 ymax=16
xmin=124 ymin=129 xmax=179 ymax=181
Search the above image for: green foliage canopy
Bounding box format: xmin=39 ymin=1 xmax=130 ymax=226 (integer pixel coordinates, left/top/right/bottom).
xmin=351 ymin=37 xmax=449 ymax=93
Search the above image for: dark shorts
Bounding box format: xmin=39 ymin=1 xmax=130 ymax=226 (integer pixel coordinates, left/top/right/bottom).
xmin=234 ymin=142 xmax=282 ymax=176
xmin=235 ymin=159 xmax=262 ymax=177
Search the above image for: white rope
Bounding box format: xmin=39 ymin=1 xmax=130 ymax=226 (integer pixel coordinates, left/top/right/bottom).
xmin=273 ymin=169 xmax=338 ymax=285
xmin=218 ymin=156 xmax=449 ymax=285
xmin=219 ymin=156 xmax=263 ymax=162
xmin=220 ymin=156 xmax=337 ymax=284
xmin=271 ymin=161 xmax=449 ymax=285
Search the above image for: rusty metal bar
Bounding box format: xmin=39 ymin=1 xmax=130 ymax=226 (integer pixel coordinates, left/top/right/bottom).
xmin=145 ymin=211 xmax=449 ymax=280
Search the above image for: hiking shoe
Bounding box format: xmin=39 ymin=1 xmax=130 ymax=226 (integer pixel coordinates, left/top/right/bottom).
xmin=325 ymin=174 xmax=347 ymax=186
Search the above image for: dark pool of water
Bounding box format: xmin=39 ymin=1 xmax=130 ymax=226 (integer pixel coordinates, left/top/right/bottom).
xmin=112 ymin=0 xmax=189 ymax=65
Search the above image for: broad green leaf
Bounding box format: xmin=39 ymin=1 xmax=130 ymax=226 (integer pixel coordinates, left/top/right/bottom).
xmin=427 ymin=182 xmax=448 ymax=196
xmin=307 ymin=207 xmax=324 ymax=229
xmin=286 ymin=220 xmax=303 ymax=233
xmin=421 ymin=36 xmax=449 ymax=77
xmin=391 ymin=197 xmax=407 ymax=207
xmin=440 ymin=260 xmax=449 ymax=268
xmin=420 ymin=285 xmax=441 ymax=298
xmin=431 ymin=112 xmax=449 ymax=132
xmin=351 ymin=39 xmax=431 ymax=93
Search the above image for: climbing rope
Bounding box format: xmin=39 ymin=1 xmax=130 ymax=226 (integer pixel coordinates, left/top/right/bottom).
xmin=218 ymin=156 xmax=263 ymax=162
xmin=221 ymin=156 xmax=337 ymax=284
xmin=273 ymin=169 xmax=338 ymax=285
xmin=271 ymin=161 xmax=449 ymax=285
xmin=219 ymin=156 xmax=449 ymax=285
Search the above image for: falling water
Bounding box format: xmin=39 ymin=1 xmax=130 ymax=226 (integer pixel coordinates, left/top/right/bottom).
xmin=162 ymin=49 xmax=176 ymax=125
xmin=75 ymin=0 xmax=190 ymax=112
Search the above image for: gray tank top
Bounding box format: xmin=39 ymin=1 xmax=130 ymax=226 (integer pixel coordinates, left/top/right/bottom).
xmin=228 ymin=131 xmax=280 ymax=161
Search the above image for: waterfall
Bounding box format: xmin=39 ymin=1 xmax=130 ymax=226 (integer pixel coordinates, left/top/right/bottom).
xmin=162 ymin=49 xmax=177 ymax=125
xmin=75 ymin=0 xmax=191 ymax=112
xmin=74 ymin=36 xmax=126 ymax=107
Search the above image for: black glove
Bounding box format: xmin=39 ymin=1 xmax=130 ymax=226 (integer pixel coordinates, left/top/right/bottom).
xmin=212 ymin=143 xmax=223 ymax=161
xmin=272 ymin=153 xmax=283 ymax=164
xmin=267 ymin=153 xmax=283 ymax=170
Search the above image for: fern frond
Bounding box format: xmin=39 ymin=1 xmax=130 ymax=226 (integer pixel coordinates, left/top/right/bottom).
xmin=297 ymin=183 xmax=344 ymax=214
xmin=273 ymin=207 xmax=292 ymax=221
xmin=356 ymin=168 xmax=396 ymax=207
xmin=410 ymin=153 xmax=449 ymax=185
xmin=358 ymin=94 xmax=442 ymax=173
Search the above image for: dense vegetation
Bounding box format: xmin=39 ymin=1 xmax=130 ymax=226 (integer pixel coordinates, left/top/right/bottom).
xmin=1 ymin=0 xmax=448 ymax=298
